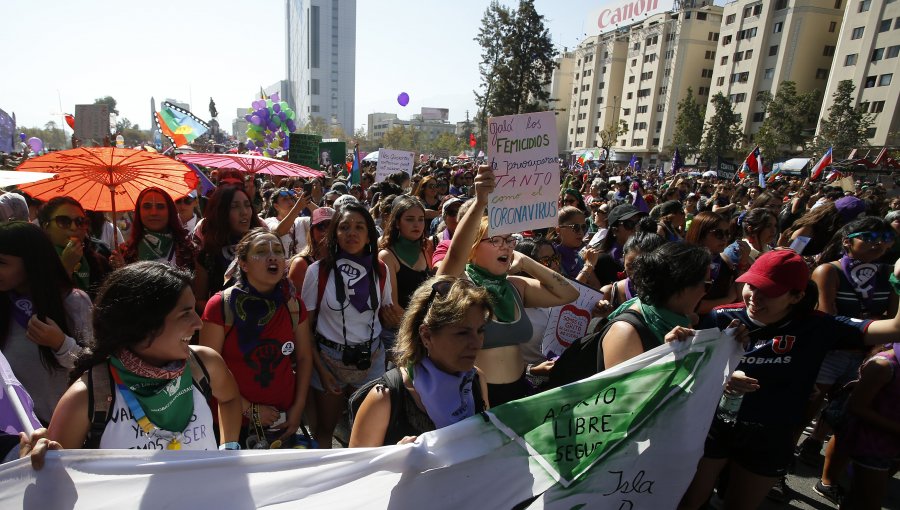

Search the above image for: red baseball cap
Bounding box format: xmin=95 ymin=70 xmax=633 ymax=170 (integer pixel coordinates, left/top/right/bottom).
xmin=735 ymin=250 xmax=809 ymax=297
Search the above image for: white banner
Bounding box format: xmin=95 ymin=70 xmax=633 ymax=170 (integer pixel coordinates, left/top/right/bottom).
xmin=542 ymin=280 xmax=605 ymax=359
xmin=0 ymin=329 xmax=742 ymax=510
xmin=375 ymin=148 xmax=415 ymax=182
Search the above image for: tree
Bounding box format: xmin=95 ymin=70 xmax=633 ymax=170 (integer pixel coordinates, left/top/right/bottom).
xmin=300 ymin=116 xmax=330 ymax=138
xmin=815 ymin=80 xmax=874 ymax=157
xmin=380 ymin=126 xmax=419 ymax=151
xmin=754 ymin=81 xmax=821 ymax=160
xmin=473 ymin=0 xmax=557 ymax=143
xmin=428 ymin=132 xmax=466 ymax=155
xmin=670 ymin=87 xmax=705 ymax=162
xmin=599 ymin=120 xmax=628 ymax=153
xmin=93 ymin=96 xmax=119 ymax=115
xmin=700 ymin=93 xmax=743 ymax=164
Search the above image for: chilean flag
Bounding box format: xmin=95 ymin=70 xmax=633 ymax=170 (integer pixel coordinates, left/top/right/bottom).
xmin=810 ymin=147 xmax=832 ymax=181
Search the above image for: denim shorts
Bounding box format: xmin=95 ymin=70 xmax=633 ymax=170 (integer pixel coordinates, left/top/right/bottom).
xmin=310 ymin=340 xmax=386 ymax=391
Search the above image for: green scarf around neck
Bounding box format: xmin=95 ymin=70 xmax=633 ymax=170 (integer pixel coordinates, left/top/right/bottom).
xmin=607 ymin=297 xmax=691 ymax=345
xmin=139 ymin=230 xmax=174 ymax=261
xmin=466 ymin=263 xmax=516 ymax=322
xmin=109 ymin=356 xmax=195 ymax=433
xmin=392 ymin=236 xmax=422 ymax=268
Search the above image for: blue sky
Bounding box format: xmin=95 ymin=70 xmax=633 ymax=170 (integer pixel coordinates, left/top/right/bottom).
xmin=1 ymin=0 xmax=599 ymax=133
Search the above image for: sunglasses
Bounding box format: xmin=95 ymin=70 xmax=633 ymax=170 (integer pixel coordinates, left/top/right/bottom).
xmin=617 ymin=219 xmax=637 ymax=230
xmin=51 ymin=215 xmax=88 ymax=229
xmin=561 ymin=223 xmax=587 ymax=233
xmin=277 ymin=190 xmax=297 ymax=199
xmin=708 ymin=228 xmax=727 ymax=241
xmin=538 ymin=254 xmax=560 ymax=267
xmin=848 ymin=231 xmax=896 ymax=243
xmin=425 ymin=183 xmax=438 ymax=189
xmin=175 ymin=196 xmax=196 ymax=205
xmin=480 ymin=235 xmax=518 ymax=248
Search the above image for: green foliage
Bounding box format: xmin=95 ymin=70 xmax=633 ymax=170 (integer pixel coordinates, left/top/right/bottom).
xmin=670 ymin=88 xmax=705 ymax=161
xmin=599 ymin=120 xmax=628 ymax=151
xmin=754 ymin=81 xmax=821 ymax=160
xmin=700 ymin=93 xmax=743 ymax=163
xmin=93 ymin=96 xmax=119 ymax=115
xmin=20 ymin=123 xmax=69 ymax=151
xmin=815 ymin=80 xmax=875 ymax=157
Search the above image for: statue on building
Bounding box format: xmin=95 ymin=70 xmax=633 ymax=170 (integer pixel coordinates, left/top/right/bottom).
xmin=209 ymin=97 xmax=218 ymax=119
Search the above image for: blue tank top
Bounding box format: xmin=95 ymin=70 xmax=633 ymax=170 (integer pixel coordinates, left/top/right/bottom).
xmin=482 ymin=285 xmax=534 ymax=349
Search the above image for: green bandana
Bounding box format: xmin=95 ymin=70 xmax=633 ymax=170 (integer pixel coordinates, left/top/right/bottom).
xmin=392 ymin=237 xmax=422 ymax=268
xmin=55 ymin=245 xmax=90 ymax=292
xmin=608 ymin=297 xmax=691 ymax=345
xmin=138 ymin=230 xmax=174 ymax=261
xmin=109 ymin=356 xmax=195 ymax=433
xmin=466 ymin=263 xmax=516 ymax=322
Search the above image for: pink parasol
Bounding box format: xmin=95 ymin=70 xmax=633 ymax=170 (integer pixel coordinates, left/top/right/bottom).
xmin=176 ymin=153 xmax=323 ymax=178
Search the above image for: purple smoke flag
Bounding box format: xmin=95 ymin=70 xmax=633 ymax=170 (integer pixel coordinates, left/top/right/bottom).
xmin=187 ymin=163 xmax=216 ymax=196
xmin=0 ymin=109 xmax=15 ymax=154
xmin=627 ymin=154 xmax=638 ymax=170
xmin=351 ymin=145 xmax=360 ymax=185
xmin=672 ymin=147 xmax=684 ymax=175
xmin=0 ymin=350 xmax=40 ymax=435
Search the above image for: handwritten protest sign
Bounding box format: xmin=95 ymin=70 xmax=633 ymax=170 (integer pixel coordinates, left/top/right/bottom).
xmin=288 ymin=133 xmax=321 ymax=169
xmin=487 ymin=111 xmax=559 ymax=236
xmin=542 ymin=279 xmax=604 ymax=358
xmin=376 ymin=148 xmax=414 ymax=182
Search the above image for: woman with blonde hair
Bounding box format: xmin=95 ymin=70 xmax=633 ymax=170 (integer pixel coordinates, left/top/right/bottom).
xmin=349 ymin=276 xmax=491 ymax=447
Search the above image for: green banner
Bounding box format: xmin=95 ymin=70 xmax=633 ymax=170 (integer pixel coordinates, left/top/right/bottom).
xmin=289 ymin=133 xmax=321 ymax=169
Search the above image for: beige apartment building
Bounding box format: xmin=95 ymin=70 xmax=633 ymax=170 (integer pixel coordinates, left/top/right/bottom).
xmin=704 ymin=0 xmax=845 ymax=152
xmin=565 ymin=2 xmax=723 ymax=167
xmin=818 ymin=0 xmax=900 ymax=148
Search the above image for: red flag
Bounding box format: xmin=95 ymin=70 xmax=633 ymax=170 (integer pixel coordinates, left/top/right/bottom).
xmin=810 ymin=148 xmax=833 ymax=181
xmin=469 ymin=133 xmax=476 ymax=148
xmin=743 ymin=146 xmax=762 ymax=174
xmin=64 ymin=114 xmax=75 ymax=130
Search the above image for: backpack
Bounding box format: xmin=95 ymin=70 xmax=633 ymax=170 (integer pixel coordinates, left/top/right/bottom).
xmin=347 ymin=367 xmax=485 ymax=446
xmin=83 ymin=349 xmax=212 ymax=449
xmin=546 ymin=309 xmax=659 ymax=390
xmin=315 ymin=260 xmax=387 ymax=312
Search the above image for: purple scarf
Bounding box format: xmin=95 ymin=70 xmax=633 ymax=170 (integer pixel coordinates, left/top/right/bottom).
xmin=8 ymin=292 xmax=33 ymax=329
xmin=623 ymin=277 xmax=635 ymax=300
xmin=336 ymin=250 xmax=376 ymax=313
xmin=840 ymin=254 xmax=879 ymax=312
xmin=412 ymin=358 xmax=476 ymax=429
xmin=555 ymin=243 xmax=584 ymax=278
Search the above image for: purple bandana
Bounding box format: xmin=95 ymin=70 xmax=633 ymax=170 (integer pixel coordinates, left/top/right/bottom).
xmin=412 ymin=358 xmax=476 ymax=429
xmin=8 ymin=292 xmax=33 ymax=329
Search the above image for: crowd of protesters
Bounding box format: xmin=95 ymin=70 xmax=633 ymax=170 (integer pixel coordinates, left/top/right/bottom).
xmin=2 ymin=151 xmax=899 ymax=509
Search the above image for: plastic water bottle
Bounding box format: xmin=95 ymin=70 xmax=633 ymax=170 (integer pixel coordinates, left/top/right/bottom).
xmin=716 ymin=370 xmax=745 ymax=424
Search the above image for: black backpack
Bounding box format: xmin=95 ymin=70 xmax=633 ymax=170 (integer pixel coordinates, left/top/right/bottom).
xmin=546 ymin=309 xmax=659 ymax=389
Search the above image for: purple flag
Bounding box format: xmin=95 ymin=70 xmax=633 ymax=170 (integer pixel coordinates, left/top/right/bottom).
xmin=0 ymin=350 xmax=40 ymax=435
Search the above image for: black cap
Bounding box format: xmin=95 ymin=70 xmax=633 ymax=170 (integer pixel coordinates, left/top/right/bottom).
xmin=659 ymin=200 xmax=685 ymax=216
xmin=608 ymin=204 xmax=642 ymax=226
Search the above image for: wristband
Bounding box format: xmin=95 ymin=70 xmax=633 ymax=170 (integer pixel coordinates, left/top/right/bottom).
xmin=891 ymin=273 xmax=900 ymax=295
xmin=219 ymin=441 xmax=241 ymax=451
xmin=525 ymin=364 xmax=533 ymax=377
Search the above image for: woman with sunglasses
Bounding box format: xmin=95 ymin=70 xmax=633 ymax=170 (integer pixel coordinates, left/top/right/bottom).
xmin=593 ymin=204 xmax=644 ymax=287
xmin=685 ymin=211 xmax=741 ymax=315
xmin=264 ymin=187 xmax=316 ymax=258
xmin=200 ymin=228 xmax=314 ymax=449
xmin=550 ymin=206 xmax=601 ymax=289
xmin=679 ymin=251 xmax=900 ymax=510
xmin=37 ymin=197 xmax=114 ymax=299
xmin=560 ymin=188 xmax=589 ymax=218
xmin=798 ymin=217 xmax=897 ymax=479
xmin=600 ymin=232 xmax=666 ymax=309
xmin=349 ymin=276 xmax=491 ymax=447
xmin=0 ymin=222 xmax=92 ymax=425
xmin=301 ymin=203 xmax=392 ymax=447
xmin=413 ymin=176 xmax=442 ymax=222
xmin=438 ymin=166 xmax=578 ymax=406
xmin=174 ymin=192 xmax=201 ymax=234
xmin=122 ymin=187 xmax=197 ymax=273
xmin=378 ymin=196 xmax=432 ymax=357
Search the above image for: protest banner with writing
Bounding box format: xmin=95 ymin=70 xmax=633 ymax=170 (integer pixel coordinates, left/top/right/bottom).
xmin=716 ymin=158 xmax=738 ymax=180
xmin=0 ymin=329 xmax=742 ymax=510
xmin=486 ymin=111 xmax=559 ymax=236
xmin=74 ymin=104 xmax=109 ymax=142
xmin=376 ymin=148 xmax=415 ymax=182
xmin=288 ymin=133 xmax=321 ymax=170
xmin=542 ymin=280 xmax=604 ymax=358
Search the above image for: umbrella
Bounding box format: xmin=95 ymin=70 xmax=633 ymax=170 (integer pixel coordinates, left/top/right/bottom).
xmin=362 ymin=151 xmax=378 ymax=163
xmin=702 ymin=170 xmax=717 ymax=178
xmin=16 ymin=147 xmax=199 ymax=246
xmin=176 ymin=152 xmax=323 ymax=178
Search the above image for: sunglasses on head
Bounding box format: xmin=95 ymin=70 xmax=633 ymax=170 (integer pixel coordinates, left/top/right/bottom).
xmin=561 ymin=223 xmax=587 ymax=233
xmin=51 ymin=215 xmax=88 ymax=229
xmin=426 ymin=280 xmax=454 ymax=307
xmin=848 ymin=231 xmax=896 ymax=243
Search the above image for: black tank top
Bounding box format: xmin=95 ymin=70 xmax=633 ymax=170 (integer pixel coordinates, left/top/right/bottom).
xmin=392 ymin=249 xmax=430 ymax=309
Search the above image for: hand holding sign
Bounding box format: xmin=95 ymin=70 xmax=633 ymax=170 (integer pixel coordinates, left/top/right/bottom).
xmin=474 ymin=165 xmax=496 ymax=201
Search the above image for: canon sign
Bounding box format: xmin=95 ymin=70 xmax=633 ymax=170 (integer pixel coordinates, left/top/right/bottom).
xmin=593 ymin=0 xmax=664 ymax=32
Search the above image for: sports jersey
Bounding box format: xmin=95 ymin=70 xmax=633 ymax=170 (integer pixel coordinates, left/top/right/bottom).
xmin=703 ymin=304 xmax=871 ymax=426
xmin=203 ymin=292 xmax=308 ymax=412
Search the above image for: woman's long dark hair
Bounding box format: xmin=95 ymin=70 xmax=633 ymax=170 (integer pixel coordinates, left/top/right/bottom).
xmin=321 ymin=202 xmax=380 ymax=271
xmin=123 ymin=187 xmax=195 ymax=268
xmin=199 ymin=185 xmax=265 ymax=256
xmin=379 ymin=196 xmax=427 ymax=251
xmin=71 ymin=261 xmax=193 ymax=382
xmin=0 ymin=222 xmax=74 ymax=369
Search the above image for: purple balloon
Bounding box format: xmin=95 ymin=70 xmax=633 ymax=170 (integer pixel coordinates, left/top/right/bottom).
xmin=286 ymin=120 xmax=296 ymax=132
xmin=272 ymin=103 xmax=281 ymax=114
xmin=270 ymin=92 xmax=280 ymax=102
xmin=278 ymin=112 xmax=287 ymax=122
xmin=244 ymin=114 xmax=253 ymax=122
xmin=19 ymin=133 xmax=26 ymax=141
xmin=397 ymin=92 xmax=410 ymax=107
xmin=250 ymin=115 xmax=262 ymax=126
xmin=27 ymin=137 xmax=43 ymax=154
xmin=267 ymin=121 xmax=277 ymax=131
xmin=246 ymin=141 xmax=256 ymax=150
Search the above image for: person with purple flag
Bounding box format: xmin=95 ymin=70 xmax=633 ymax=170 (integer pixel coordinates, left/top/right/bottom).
xmin=0 ymin=349 xmax=40 ymax=436
xmin=672 ymin=147 xmax=684 ymax=176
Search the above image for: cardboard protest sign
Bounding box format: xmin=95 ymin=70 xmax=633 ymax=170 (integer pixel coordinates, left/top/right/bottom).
xmin=289 ymin=133 xmax=321 ymax=170
xmin=486 ymin=111 xmax=559 ymax=236
xmin=716 ymin=159 xmax=738 ymax=180
xmin=376 ymin=148 xmax=415 ymax=182
xmin=74 ymin=104 xmax=110 ymax=142
xmin=542 ymin=279 xmax=605 ymax=359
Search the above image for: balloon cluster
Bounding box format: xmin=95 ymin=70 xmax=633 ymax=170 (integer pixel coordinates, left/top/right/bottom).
xmin=244 ymin=92 xmax=296 ymax=157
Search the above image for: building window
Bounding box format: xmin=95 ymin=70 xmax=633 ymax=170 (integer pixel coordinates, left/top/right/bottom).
xmin=730 ymin=93 xmax=747 ymax=103
xmin=829 ymin=21 xmax=837 ymax=32
xmin=824 ymin=45 xmax=836 ymax=57
xmin=835 ymin=0 xmax=842 ymax=8
xmin=310 ymin=105 xmax=320 ymax=112
xmin=585 ymin=69 xmax=592 ymax=77
xmin=705 ymin=50 xmax=715 ymax=59
xmin=310 ymin=5 xmax=320 ymax=69
xmin=640 ymin=71 xmax=654 ymax=80
xmin=775 ymin=0 xmax=788 ymax=9
xmin=865 ymin=75 xmax=877 ymax=87
xmin=632 ymin=138 xmax=644 ymax=145
xmin=656 ymin=121 xmax=662 ymax=131
xmin=652 ymin=138 xmax=660 ymax=146
xmin=633 ymin=42 xmax=641 ymax=50
xmin=717 ymin=76 xmax=725 ymax=86
xmin=627 ymin=92 xmax=634 ymax=99
xmin=699 ymin=86 xmax=709 ymax=95
xmin=664 ymin=68 xmax=672 ymax=77
xmin=880 ymin=19 xmax=892 ymax=32
xmin=709 ymin=32 xmax=719 ymax=41
xmin=658 ymin=86 xmax=667 ymax=95
xmin=623 ymin=108 xmax=631 ymax=115
xmin=721 ymin=55 xmax=729 ymax=65
xmin=816 ymin=68 xmax=829 ymax=79
xmin=657 ymin=104 xmax=665 ymax=112
xmin=702 ymin=68 xmax=714 ymax=78
xmin=726 ymin=14 xmax=736 ymax=24
xmin=872 ymin=48 xmax=885 ymax=61
xmin=845 ymin=53 xmax=858 ymax=65
xmin=633 ymin=122 xmax=648 ymax=130
xmin=879 ymin=74 xmax=893 ymax=86
xmin=752 ymin=112 xmax=766 ymax=122
xmin=698 ymin=12 xmax=708 ymax=20
xmin=638 ymin=88 xmax=651 ymax=98
xmin=575 ymin=73 xmax=580 ymax=80
xmin=888 ymin=45 xmax=900 ymax=58
xmin=871 ymin=101 xmax=885 ymax=113
xmin=311 ymin=79 xmax=320 ymax=95
xmin=597 ymin=97 xmax=604 ymax=104
xmin=621 ymin=139 xmax=627 ymax=146
xmin=594 ymin=126 xmax=600 ymax=133
xmin=629 ymin=76 xmax=636 ymax=84
xmin=723 ymin=35 xmax=732 ymax=45
xmin=764 ymin=68 xmax=775 ymax=79
xmin=637 ymin=105 xmax=648 ymax=114
xmin=643 ymin=54 xmax=657 ymax=63
xmin=769 ymin=45 xmax=779 ymax=56
xmin=851 ymin=27 xmax=864 ymax=39
xmin=735 ymin=51 xmax=744 ymax=62
xmin=859 ymin=0 xmax=871 ymax=13
xmin=774 ymin=22 xmax=784 ymax=33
